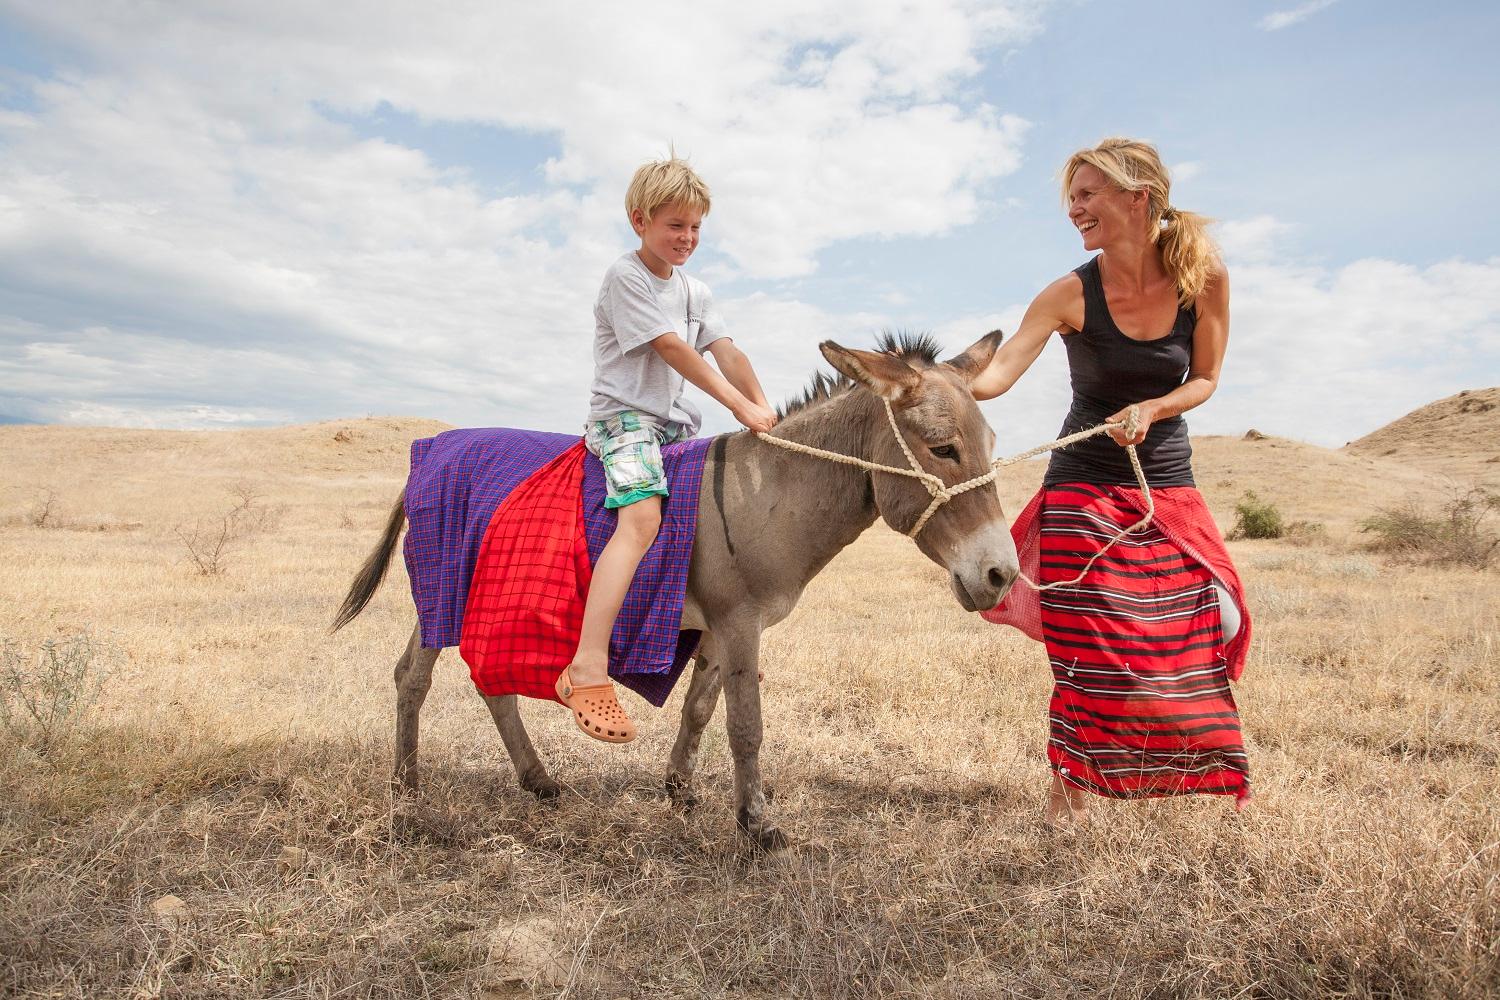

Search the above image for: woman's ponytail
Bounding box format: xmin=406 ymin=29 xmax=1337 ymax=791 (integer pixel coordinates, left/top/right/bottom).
xmin=1157 ymin=206 xmax=1217 ymax=306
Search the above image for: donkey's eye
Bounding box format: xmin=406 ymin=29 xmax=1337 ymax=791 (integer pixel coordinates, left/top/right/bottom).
xmin=930 ymin=444 xmax=959 ymax=462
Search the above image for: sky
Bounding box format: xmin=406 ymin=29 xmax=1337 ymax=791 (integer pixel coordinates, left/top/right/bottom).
xmin=1 ymin=0 xmax=1496 ymax=451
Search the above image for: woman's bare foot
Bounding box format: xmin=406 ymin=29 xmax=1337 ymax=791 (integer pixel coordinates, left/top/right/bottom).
xmin=1044 ymin=772 xmax=1090 ymax=828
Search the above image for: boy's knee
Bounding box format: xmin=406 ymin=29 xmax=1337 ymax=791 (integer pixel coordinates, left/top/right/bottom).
xmin=615 ymin=496 xmax=663 ymax=543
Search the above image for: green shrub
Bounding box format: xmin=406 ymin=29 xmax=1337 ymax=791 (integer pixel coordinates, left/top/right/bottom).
xmin=1360 ymin=487 xmax=1499 ymax=569
xmin=1229 ymin=490 xmax=1285 ymax=540
xmin=0 ymin=632 xmax=113 ymax=752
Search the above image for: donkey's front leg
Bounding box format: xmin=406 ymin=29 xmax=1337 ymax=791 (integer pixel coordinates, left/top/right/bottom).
xmin=720 ymin=625 xmax=787 ymax=850
xmin=481 ymin=694 xmax=560 ymax=800
xmin=665 ymin=644 xmax=723 ymax=810
xmin=393 ymin=624 xmax=439 ymax=796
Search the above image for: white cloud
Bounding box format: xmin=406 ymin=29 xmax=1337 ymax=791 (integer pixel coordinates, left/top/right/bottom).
xmin=1170 ymin=160 xmax=1203 ymax=184
xmin=1215 ymin=214 xmax=1296 ymax=263
xmin=0 ymin=1 xmax=1046 ymax=430
xmin=1219 ymin=248 xmax=1500 ymax=445
xmin=1260 ymin=0 xmax=1339 ymax=31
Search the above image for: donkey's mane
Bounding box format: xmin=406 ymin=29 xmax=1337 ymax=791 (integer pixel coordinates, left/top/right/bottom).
xmin=777 ymin=331 xmax=942 ymax=419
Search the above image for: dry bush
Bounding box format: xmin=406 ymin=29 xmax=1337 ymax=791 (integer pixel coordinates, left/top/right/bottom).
xmin=174 ymin=484 xmax=284 ymax=576
xmin=1282 ymin=518 xmax=1327 ymax=546
xmin=28 ymin=487 xmax=60 ymax=527
xmin=0 ymin=632 xmax=112 ymax=753
xmin=1360 ymin=486 xmax=1500 ymax=569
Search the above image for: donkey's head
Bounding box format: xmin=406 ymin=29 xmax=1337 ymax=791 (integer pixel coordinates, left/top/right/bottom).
xmin=820 ymin=332 xmax=1019 ymax=612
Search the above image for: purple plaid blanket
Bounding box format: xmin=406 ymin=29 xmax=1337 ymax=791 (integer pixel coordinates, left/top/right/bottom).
xmin=402 ymin=427 xmax=712 ymax=707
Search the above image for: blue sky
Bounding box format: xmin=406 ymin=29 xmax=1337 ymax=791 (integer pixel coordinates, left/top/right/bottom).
xmin=1 ymin=0 xmax=1496 ymax=449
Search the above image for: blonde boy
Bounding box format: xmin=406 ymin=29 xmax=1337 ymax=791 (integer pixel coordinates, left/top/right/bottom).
xmin=554 ymin=156 xmax=777 ymax=743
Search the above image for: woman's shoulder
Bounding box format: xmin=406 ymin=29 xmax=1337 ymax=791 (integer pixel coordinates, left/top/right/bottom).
xmin=1040 ymin=266 xmax=1088 ymax=300
xmin=1029 ymin=269 xmax=1087 ymax=336
xmin=1191 ymin=259 xmax=1231 ymax=317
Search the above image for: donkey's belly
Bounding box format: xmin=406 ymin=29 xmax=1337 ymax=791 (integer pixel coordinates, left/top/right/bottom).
xmin=680 ymin=597 xmax=707 ymax=634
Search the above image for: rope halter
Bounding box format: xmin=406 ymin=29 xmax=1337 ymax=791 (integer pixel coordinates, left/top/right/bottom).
xmin=754 ymin=399 xmax=1153 ymax=592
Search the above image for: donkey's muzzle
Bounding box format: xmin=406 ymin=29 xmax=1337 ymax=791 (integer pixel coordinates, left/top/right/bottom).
xmin=951 ymin=559 xmax=1018 ymax=613
xmin=946 ymin=523 xmax=1020 ymax=612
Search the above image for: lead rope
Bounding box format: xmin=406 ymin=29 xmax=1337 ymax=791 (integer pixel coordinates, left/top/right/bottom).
xmin=754 ymin=401 xmax=1154 ymax=593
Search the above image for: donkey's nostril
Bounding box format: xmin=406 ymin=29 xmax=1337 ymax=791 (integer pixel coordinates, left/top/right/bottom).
xmin=988 ymin=566 xmax=1016 ymax=589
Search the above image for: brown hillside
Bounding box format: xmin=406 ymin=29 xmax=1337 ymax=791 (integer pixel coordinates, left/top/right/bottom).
xmin=1344 ymin=386 xmax=1500 ymax=488
xmin=1 ymin=416 xmax=1458 ymax=545
xmin=0 ymin=416 xmax=452 ymax=530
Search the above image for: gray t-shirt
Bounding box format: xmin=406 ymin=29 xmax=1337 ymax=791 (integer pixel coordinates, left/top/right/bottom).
xmin=587 ymin=252 xmax=728 ymax=435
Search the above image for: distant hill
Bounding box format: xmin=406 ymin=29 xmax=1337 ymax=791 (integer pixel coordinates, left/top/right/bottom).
xmin=1344 ymin=387 xmax=1500 ymax=488
xmin=0 ymin=405 xmax=1483 ymax=545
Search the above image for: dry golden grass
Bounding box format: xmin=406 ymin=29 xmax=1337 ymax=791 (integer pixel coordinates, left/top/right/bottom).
xmin=1 ymin=417 xmax=1497 ymax=999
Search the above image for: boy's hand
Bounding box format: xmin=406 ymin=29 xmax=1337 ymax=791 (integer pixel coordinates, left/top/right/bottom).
xmin=735 ymin=401 xmax=778 ymax=434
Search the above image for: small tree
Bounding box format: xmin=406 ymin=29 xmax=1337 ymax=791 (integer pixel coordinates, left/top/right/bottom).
xmin=175 ymin=485 xmax=277 ymax=576
xmin=28 ymin=487 xmax=60 ymax=527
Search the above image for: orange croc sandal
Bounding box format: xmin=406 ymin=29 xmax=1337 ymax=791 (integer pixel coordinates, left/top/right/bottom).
xmin=555 ymin=667 xmax=637 ymax=744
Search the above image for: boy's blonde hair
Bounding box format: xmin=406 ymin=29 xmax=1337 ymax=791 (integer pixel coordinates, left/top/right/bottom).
xmin=625 ymin=155 xmax=711 ymax=223
xmin=1062 ymin=137 xmax=1219 ymax=306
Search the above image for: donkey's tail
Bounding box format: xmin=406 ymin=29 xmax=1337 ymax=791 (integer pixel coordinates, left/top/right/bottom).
xmin=331 ymin=496 xmax=407 ymax=633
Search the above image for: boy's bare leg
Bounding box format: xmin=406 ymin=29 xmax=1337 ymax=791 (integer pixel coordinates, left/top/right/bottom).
xmin=568 ymin=496 xmax=663 ymax=688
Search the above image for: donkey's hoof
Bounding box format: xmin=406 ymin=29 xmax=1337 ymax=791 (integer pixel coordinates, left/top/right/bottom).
xmin=665 ymin=774 xmax=699 ymax=812
xmin=736 ymin=809 xmax=790 ymax=852
xmin=520 ymin=770 xmax=561 ymax=801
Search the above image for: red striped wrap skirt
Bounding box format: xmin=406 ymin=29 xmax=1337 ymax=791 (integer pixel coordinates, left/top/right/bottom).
xmin=1040 ymin=483 xmax=1249 ymax=801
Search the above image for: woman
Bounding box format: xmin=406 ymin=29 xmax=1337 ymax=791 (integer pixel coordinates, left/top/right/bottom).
xmin=973 ymin=137 xmax=1251 ymax=827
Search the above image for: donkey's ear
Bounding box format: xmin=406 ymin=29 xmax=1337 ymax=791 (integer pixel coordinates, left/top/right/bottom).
xmin=820 ymin=340 xmax=922 ymax=402
xmin=942 ymin=329 xmax=1004 ymax=383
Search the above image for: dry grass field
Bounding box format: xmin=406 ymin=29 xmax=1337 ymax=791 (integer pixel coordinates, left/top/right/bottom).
xmin=1 ymin=404 xmax=1497 ymax=999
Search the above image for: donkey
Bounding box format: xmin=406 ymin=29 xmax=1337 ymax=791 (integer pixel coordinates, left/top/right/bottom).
xmin=334 ymin=333 xmax=1019 ymax=849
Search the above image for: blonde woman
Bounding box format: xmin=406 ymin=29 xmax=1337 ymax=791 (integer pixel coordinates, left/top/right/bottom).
xmin=974 ymin=138 xmax=1251 ymax=826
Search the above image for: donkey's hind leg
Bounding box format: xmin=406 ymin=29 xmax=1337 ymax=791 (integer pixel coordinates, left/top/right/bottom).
xmin=393 ymin=624 xmax=439 ymax=797
xmin=482 ymin=695 xmax=560 ymax=800
xmin=665 ymin=645 xmax=723 ymax=810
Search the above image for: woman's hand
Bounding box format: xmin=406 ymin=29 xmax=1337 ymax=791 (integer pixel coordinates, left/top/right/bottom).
xmin=1105 ymin=400 xmax=1157 ymax=446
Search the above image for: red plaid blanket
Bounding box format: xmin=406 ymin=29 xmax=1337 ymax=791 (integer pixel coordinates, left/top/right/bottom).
xmin=459 ymin=442 xmax=592 ymax=703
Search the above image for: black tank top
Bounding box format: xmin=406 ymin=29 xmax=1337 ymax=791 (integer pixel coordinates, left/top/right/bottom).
xmin=1043 ymin=256 xmax=1196 ymax=487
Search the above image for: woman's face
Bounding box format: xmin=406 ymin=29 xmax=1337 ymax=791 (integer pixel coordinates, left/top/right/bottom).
xmin=1067 ymin=163 xmax=1143 ymax=252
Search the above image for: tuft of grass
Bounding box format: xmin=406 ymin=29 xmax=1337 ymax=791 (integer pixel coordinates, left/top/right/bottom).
xmin=1360 ymin=487 xmax=1499 ymax=569
xmin=0 ymin=632 xmax=113 ymax=753
xmin=1229 ymin=490 xmax=1285 ymax=540
xmin=1282 ymin=519 xmax=1327 ymax=546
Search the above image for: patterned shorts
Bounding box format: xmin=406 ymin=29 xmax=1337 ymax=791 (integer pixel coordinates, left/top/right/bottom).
xmin=584 ymin=410 xmax=689 ymax=509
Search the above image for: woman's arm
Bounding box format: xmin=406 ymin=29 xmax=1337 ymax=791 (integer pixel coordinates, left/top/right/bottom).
xmin=1105 ymin=265 xmax=1230 ymax=444
xmin=970 ymin=274 xmax=1082 ymax=401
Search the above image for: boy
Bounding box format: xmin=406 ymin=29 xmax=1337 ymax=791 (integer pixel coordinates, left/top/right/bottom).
xmin=555 ymin=155 xmax=778 ymax=743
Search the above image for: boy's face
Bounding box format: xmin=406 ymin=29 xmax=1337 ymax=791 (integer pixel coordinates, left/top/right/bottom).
xmin=631 ymin=202 xmax=703 ymax=277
